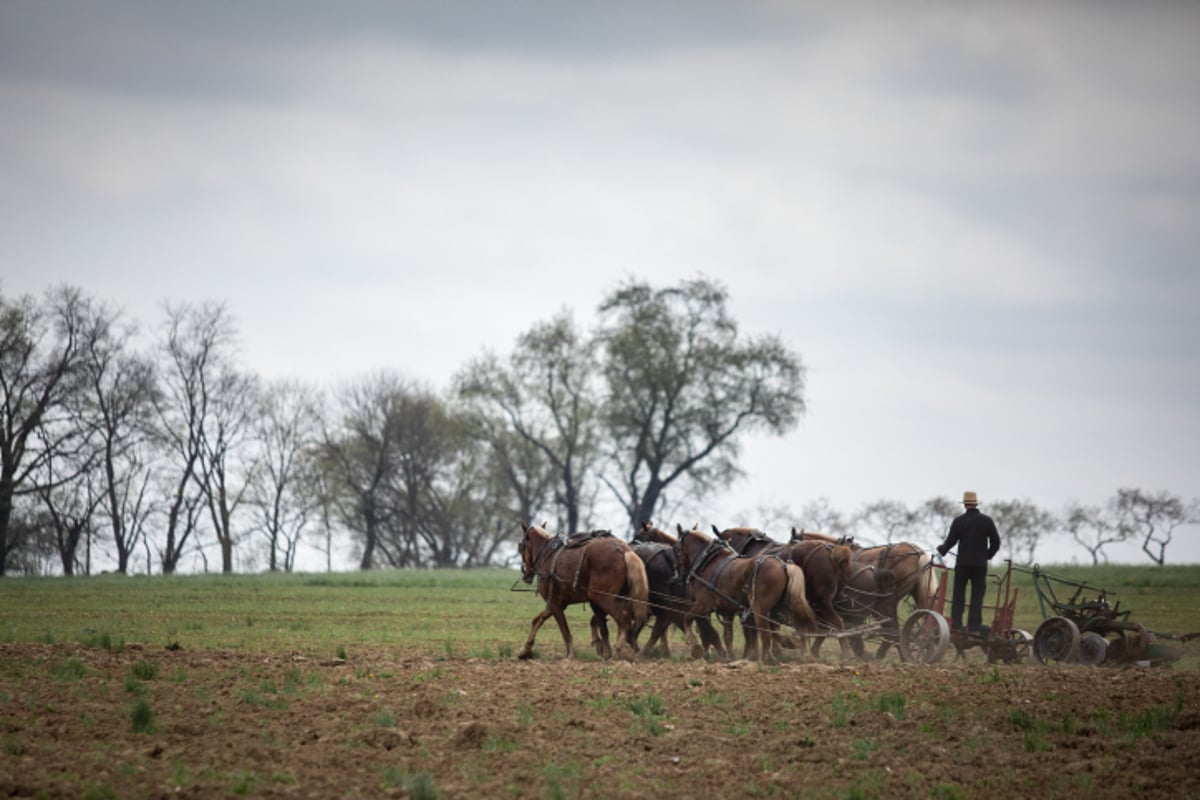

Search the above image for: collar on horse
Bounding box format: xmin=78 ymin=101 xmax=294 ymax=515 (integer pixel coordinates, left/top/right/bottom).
xmin=727 ymin=529 xmax=775 ymax=555
xmin=685 ymin=538 xmax=757 ymax=612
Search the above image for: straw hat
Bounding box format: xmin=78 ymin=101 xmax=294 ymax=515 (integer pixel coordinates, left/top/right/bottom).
xmin=962 ymin=490 xmax=979 ymax=507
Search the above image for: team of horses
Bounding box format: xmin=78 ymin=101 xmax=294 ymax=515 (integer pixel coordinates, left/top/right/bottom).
xmin=517 ymin=519 xmax=938 ymax=663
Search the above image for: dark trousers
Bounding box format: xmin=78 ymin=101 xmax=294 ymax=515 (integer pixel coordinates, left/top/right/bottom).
xmin=950 ymin=565 xmax=989 ymax=631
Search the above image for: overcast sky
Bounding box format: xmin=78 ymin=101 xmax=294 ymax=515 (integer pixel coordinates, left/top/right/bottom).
xmin=3 ymin=2 xmax=1198 ymax=565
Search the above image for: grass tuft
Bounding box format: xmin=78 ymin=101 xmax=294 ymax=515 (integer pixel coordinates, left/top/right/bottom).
xmin=130 ymin=659 xmax=158 ymax=681
xmin=130 ymin=697 xmax=155 ymax=733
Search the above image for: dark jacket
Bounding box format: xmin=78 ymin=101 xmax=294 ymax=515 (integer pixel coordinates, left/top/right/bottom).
xmin=938 ymin=508 xmax=1001 ymax=567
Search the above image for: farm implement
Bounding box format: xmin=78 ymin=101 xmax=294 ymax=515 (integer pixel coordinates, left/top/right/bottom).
xmin=897 ymin=560 xmax=1187 ymax=666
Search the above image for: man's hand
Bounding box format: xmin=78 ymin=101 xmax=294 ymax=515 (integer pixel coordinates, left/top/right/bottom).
xmin=936 ymin=545 xmax=948 ymax=557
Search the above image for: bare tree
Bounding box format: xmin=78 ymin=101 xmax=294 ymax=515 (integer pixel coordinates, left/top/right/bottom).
xmin=455 ymin=311 xmax=595 ymax=533
xmin=319 ymin=372 xmax=407 ymax=570
xmin=1111 ymin=488 xmax=1197 ymax=566
xmin=915 ymin=496 xmax=959 ymax=551
xmin=597 ymin=277 xmax=805 ymax=530
xmin=0 ymin=286 xmax=95 ymax=575
xmin=196 ymin=366 xmax=259 ymax=573
xmin=797 ymin=497 xmax=852 ymax=539
xmin=37 ymin=470 xmax=104 ymax=576
xmin=2 ymin=502 xmax=59 ymax=576
xmin=79 ymin=304 xmax=157 ymax=573
xmin=989 ymin=498 xmax=1056 ymax=564
xmin=152 ymin=301 xmax=239 ymax=574
xmin=1062 ymin=502 xmax=1128 ymax=565
xmin=853 ymin=499 xmax=918 ymax=544
xmin=248 ymin=379 xmax=322 ymax=572
xmin=379 ymin=386 xmax=467 ymax=567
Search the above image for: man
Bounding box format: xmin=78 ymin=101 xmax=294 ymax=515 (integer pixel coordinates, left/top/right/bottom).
xmin=936 ymin=491 xmax=1001 ymax=634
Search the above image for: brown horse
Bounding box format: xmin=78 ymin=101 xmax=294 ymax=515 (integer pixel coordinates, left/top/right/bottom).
xmin=717 ymin=527 xmax=854 ymax=659
xmin=630 ymin=523 xmax=723 ymax=658
xmin=835 ymin=564 xmax=899 ymax=660
xmin=791 ymin=529 xmax=937 ymax=658
xmin=517 ymin=522 xmax=650 ymax=660
xmin=675 ymin=526 xmax=817 ymax=663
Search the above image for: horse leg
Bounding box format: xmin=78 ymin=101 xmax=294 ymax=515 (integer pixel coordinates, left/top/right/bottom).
xmin=740 ymin=617 xmax=758 ymax=661
xmin=518 ymin=606 xmax=556 ymax=660
xmin=645 ymin=613 xmax=672 ymax=657
xmin=871 ymin=619 xmax=900 ymax=660
xmin=589 ymin=604 xmax=612 ymax=659
xmin=762 ymin=620 xmax=781 ymax=664
xmin=849 ymin=632 xmax=868 ymax=660
xmin=817 ymin=600 xmax=852 ymax=661
xmin=720 ymin=615 xmax=735 ymax=660
xmin=548 ymin=606 xmax=575 ymax=658
xmin=613 ymin=609 xmax=641 ymax=662
xmin=810 ymin=635 xmax=826 ymax=660
xmin=682 ymin=605 xmax=710 ymax=660
xmin=750 ymin=597 xmax=778 ymax=663
xmin=696 ymin=617 xmax=720 ymax=658
xmin=656 ymin=614 xmax=676 ymax=657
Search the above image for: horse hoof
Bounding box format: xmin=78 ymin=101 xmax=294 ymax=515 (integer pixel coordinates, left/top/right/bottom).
xmin=517 ymin=649 xmax=533 ymax=660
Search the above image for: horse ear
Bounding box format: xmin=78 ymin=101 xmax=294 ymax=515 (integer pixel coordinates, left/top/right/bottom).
xmin=676 ymin=523 xmax=684 ymax=535
xmin=520 ymin=519 xmax=528 ymax=533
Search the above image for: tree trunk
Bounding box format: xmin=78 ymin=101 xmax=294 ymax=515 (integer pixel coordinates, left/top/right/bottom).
xmin=360 ymin=502 xmax=377 ymax=570
xmin=0 ymin=469 xmax=15 ymax=576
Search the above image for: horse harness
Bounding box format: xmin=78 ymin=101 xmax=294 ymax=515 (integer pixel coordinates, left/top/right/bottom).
xmin=685 ymin=537 xmax=784 ymax=618
xmin=792 ymin=541 xmax=837 ymax=571
xmin=726 ymin=530 xmax=778 ymax=557
xmin=528 ymin=530 xmax=618 ymax=593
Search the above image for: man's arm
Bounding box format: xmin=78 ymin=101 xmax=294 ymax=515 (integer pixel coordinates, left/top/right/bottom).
xmin=986 ymin=518 xmax=1001 ymax=560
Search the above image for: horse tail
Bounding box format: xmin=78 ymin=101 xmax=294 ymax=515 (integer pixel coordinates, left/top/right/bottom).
xmin=623 ymin=549 xmax=651 ymax=629
xmin=783 ymin=563 xmax=818 ymax=633
xmin=914 ymin=552 xmax=936 ymax=609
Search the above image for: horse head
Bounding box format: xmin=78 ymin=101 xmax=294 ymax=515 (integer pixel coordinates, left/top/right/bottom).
xmin=674 ymin=525 xmax=705 ymax=572
xmin=676 ymin=525 xmax=728 ymax=575
xmin=517 ymin=521 xmax=551 ymax=584
xmin=634 ymin=521 xmax=677 ymax=545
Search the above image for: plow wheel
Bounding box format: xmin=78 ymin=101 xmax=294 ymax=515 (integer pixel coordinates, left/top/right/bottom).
xmin=1077 ymin=631 xmax=1108 ymax=666
xmin=988 ymin=628 xmax=1034 ymax=665
xmin=1105 ymin=623 xmax=1150 ymax=664
xmin=1034 ymin=616 xmax=1081 ymax=664
xmin=899 ymin=609 xmax=950 ymax=664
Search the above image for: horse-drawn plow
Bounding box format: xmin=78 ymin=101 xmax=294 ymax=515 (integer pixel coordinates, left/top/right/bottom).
xmin=896 ymin=559 xmax=1191 ymax=666
xmin=513 ymin=520 xmax=1191 ymax=668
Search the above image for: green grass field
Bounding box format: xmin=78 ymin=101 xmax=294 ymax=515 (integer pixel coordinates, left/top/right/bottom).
xmin=2 ymin=563 xmax=1198 ymax=664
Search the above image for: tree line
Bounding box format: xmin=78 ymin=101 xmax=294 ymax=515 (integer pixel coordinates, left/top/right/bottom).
xmin=2 ymin=279 xmax=1194 ymax=576
xmin=764 ymin=490 xmax=1197 ymax=568
xmin=0 ymin=278 xmax=806 ymax=575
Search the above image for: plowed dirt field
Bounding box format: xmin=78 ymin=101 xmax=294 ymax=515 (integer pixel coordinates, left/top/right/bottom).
xmin=2 ymin=642 xmax=1198 ymax=799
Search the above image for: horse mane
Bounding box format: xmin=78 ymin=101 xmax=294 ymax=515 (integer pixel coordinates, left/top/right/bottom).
xmin=634 ymin=521 xmax=678 ymax=545
xmin=791 ymin=527 xmax=836 ymax=543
